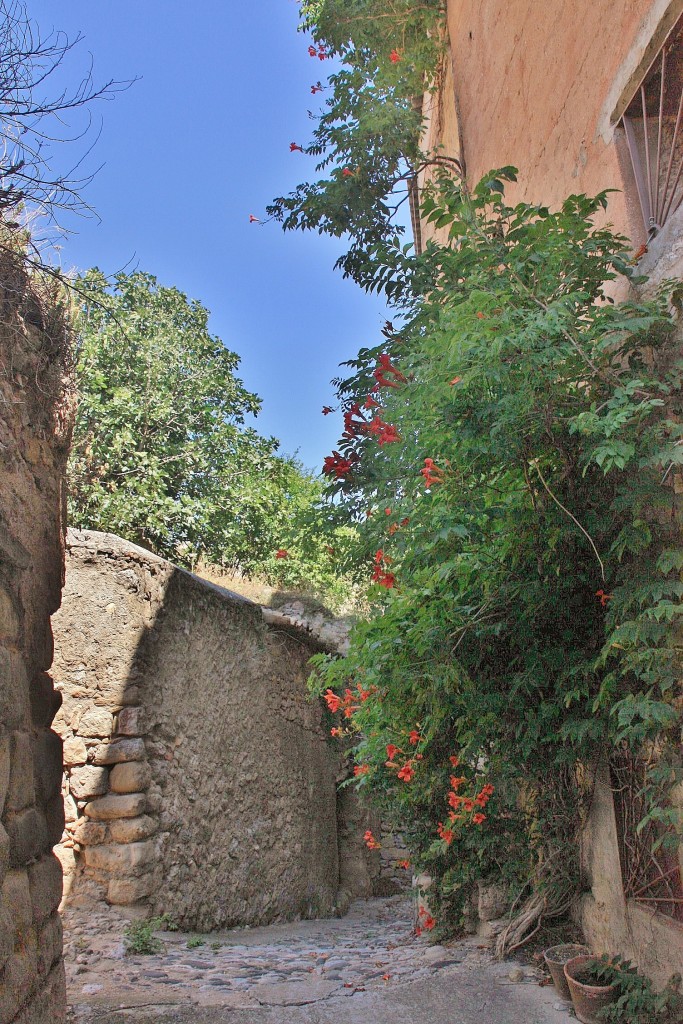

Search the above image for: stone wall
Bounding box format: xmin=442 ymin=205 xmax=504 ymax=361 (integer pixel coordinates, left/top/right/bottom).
xmin=53 ymin=530 xmax=391 ymax=930
xmin=0 ymin=258 xmax=72 ymax=1023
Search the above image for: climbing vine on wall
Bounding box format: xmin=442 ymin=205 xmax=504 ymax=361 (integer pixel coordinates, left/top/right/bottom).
xmin=276 ymin=1 xmax=683 ymax=948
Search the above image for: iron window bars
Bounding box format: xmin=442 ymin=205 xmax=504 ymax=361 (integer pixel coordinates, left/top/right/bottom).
xmin=621 ymin=14 xmax=683 ymax=238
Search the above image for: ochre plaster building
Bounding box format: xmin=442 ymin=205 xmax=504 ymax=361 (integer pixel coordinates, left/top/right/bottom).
xmin=418 ymin=0 xmax=683 ymax=984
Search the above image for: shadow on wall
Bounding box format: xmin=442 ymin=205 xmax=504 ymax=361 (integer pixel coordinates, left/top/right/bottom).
xmin=51 ymin=530 xmax=346 ymax=931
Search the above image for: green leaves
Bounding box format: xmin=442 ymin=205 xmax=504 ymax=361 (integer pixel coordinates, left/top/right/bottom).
xmin=68 ymin=269 xmax=356 ymax=605
xmin=311 ymin=170 xmax=682 ymax=928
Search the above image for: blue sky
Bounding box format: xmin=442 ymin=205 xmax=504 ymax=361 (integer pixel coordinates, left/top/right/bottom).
xmin=26 ymin=0 xmax=390 ymax=472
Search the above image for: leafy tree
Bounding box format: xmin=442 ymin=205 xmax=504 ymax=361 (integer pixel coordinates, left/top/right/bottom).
xmin=267 ymin=0 xmax=450 ymax=294
xmin=69 ymin=269 xmax=352 ymax=601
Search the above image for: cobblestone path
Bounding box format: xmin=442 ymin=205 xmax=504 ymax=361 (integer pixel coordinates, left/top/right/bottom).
xmin=65 ymin=894 xmax=574 ymax=1023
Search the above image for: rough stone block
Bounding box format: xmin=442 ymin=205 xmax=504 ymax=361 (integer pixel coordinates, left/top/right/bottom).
xmin=73 ymin=819 xmax=108 ymax=846
xmin=53 ymin=843 xmax=77 ymax=879
xmin=45 ymin=793 xmax=65 ymax=848
xmin=6 ymin=731 xmax=34 ymax=812
xmin=107 ymin=871 xmax=156 ymax=905
xmin=0 ymin=823 xmax=9 ymax=889
xmin=92 ymin=738 xmax=145 ymax=765
xmin=84 ymin=840 xmax=155 ymax=874
xmin=0 ymin=868 xmax=31 ymax=931
xmin=116 ymin=706 xmax=145 ymax=736
xmin=0 ymin=731 xmax=10 ymax=816
xmin=6 ymin=807 xmax=49 ymax=866
xmin=13 ymin=960 xmax=66 ymax=1024
xmin=63 ymin=794 xmax=77 ymax=823
xmin=477 ymin=880 xmax=509 ymax=922
xmin=0 ymin=585 xmax=18 ymax=640
xmin=62 ymin=736 xmax=87 ymax=766
xmin=76 ymin=708 xmax=114 ymax=739
xmin=109 ymin=815 xmax=157 ymax=844
xmin=109 ymin=761 xmax=151 ymax=794
xmin=69 ymin=765 xmax=109 ymax=800
xmin=28 ymin=853 xmax=62 ymax=924
xmin=36 ymin=911 xmax=63 ymax=979
xmin=0 ymin=649 xmax=29 ymax=730
xmin=84 ymin=792 xmax=147 ymax=821
xmin=32 ymin=729 xmax=63 ymax=803
xmin=0 ymin=907 xmax=14 ymax=967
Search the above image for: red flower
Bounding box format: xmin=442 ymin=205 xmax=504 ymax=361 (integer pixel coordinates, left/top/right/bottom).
xmin=422 ymin=914 xmax=435 ymax=930
xmin=290 ymin=142 xmax=304 ymax=152
xmin=322 ymin=405 xmax=335 ymax=415
xmin=420 ymin=457 xmax=445 ymax=489
xmin=386 ymin=743 xmax=402 ymax=760
xmin=385 ymin=507 xmax=392 ymax=515
xmin=324 ymin=689 xmax=341 ymax=713
xmin=449 ymin=376 xmax=461 ymax=385
xmin=308 ymin=44 xmax=317 ymax=57
xmin=398 ymin=859 xmax=411 ymax=870
xmin=449 ymin=755 xmax=460 ymax=767
xmin=323 ymin=450 xmax=355 ymax=479
xmin=378 ymin=423 xmax=401 ymax=446
xmin=354 ymin=764 xmax=370 ymax=776
xmin=364 ymin=394 xmax=380 ymax=410
xmin=596 ymin=589 xmax=613 ymax=607
xmin=389 ymin=49 xmax=401 ymax=63
xmin=462 ymin=798 xmax=475 ymax=812
xmin=330 ymin=727 xmax=341 ymax=737
xmin=275 ymin=549 xmax=289 ymax=559
xmin=249 ymin=214 xmax=260 ymax=223
xmin=378 ymin=353 xmax=407 ymax=382
xmin=437 ymin=821 xmax=454 ymax=845
xmin=311 ymin=81 xmax=323 ymax=93
xmin=408 ymin=729 xmax=421 ymax=746
xmin=448 ymin=792 xmax=463 ymax=809
xmin=373 ymin=368 xmax=401 ymax=389
xmin=476 ymin=311 xmax=486 ymax=319
xmin=450 ymin=775 xmax=466 ymax=789
xmin=472 ymin=812 xmax=486 ymax=825
xmin=342 ymin=167 xmax=354 ymax=177
xmin=363 ymin=828 xmax=381 ymax=849
xmin=397 ymin=761 xmax=414 ymax=782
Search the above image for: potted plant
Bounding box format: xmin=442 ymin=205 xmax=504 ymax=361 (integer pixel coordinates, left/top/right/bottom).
xmin=563 ymin=955 xmax=619 ymax=1023
xmin=542 ymin=943 xmax=590 ymax=1000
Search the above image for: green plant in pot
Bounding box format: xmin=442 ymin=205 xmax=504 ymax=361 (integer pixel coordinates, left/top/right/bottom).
xmin=564 ymin=955 xmax=683 ymax=1024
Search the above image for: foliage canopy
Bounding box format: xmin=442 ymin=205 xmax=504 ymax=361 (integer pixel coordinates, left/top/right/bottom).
xmin=69 ymin=269 xmax=354 ymax=603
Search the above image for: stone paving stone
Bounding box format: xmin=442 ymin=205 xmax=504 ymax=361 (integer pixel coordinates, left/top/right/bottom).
xmin=63 ymin=894 xmax=569 ymax=1024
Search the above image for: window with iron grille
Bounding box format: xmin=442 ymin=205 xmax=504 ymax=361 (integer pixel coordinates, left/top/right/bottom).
xmin=610 ymin=750 xmax=683 ymax=923
xmin=621 ymin=14 xmax=683 ymax=239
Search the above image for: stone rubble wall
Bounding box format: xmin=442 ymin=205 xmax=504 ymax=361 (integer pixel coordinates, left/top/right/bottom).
xmin=53 ymin=531 xmax=347 ymax=930
xmin=0 ymin=258 xmax=72 ymax=1024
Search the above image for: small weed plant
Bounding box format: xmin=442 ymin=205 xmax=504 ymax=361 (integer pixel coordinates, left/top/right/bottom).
xmin=123 ymin=917 xmax=166 ymax=956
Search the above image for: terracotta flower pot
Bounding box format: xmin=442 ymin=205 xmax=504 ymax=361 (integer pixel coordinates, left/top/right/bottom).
xmin=543 ymin=943 xmax=590 ymax=1000
xmin=563 ymin=955 xmax=618 ymax=1024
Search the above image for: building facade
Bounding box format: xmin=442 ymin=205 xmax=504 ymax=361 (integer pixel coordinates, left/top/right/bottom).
xmin=419 ymin=0 xmax=683 ymax=984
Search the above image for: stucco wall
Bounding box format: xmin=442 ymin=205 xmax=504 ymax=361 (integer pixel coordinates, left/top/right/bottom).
xmin=422 ymin=0 xmax=683 ymax=249
xmin=0 ymin=258 xmax=71 ymax=1023
xmin=420 ymin=0 xmax=683 ymax=979
xmin=579 ymin=763 xmax=683 ymax=987
xmin=52 ymin=530 xmax=344 ymax=930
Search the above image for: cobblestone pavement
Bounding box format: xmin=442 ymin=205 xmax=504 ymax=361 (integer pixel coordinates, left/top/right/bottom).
xmin=64 ymin=894 xmax=574 ymax=1023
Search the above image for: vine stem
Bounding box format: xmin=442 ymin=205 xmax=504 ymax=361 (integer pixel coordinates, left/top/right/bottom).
xmin=531 ymin=461 xmax=605 ymax=582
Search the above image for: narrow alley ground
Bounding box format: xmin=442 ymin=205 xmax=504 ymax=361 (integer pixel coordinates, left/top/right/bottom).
xmin=65 ymin=894 xmax=576 ymax=1023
